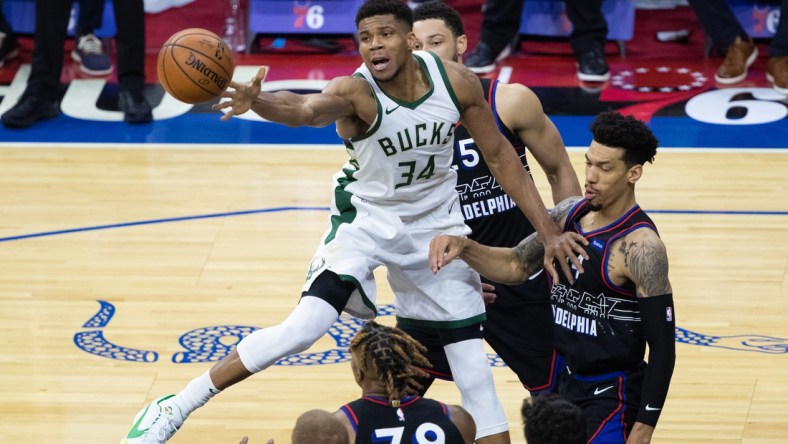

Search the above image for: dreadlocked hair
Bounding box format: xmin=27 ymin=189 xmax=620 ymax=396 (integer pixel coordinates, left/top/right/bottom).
xmin=350 ymin=320 xmax=432 ymax=407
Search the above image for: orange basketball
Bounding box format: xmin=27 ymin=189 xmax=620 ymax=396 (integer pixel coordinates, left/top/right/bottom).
xmin=157 ymin=28 xmax=235 ymax=104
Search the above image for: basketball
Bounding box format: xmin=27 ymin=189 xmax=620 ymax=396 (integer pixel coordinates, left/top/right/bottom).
xmin=157 ymin=28 xmax=235 ymax=104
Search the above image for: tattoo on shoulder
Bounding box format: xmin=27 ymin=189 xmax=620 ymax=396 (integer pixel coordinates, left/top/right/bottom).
xmin=550 ymin=196 xmax=583 ymax=224
xmin=625 ymin=236 xmax=672 ymax=297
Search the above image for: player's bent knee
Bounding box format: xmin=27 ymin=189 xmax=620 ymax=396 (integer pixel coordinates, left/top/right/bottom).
xmin=236 ymin=295 xmax=345 ymax=373
xmin=303 ymin=270 xmax=356 ymax=314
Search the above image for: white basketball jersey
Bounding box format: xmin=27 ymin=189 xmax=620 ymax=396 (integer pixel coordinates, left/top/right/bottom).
xmin=337 ymin=51 xmax=462 ymax=217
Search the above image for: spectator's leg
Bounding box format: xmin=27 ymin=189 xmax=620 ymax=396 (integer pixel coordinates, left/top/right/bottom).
xmin=76 ymin=0 xmax=105 ymax=37
xmin=27 ymin=0 xmax=73 ymax=100
xmin=73 ymin=0 xmax=113 ymax=76
xmin=567 ymin=0 xmax=609 ymax=82
xmin=465 ymin=0 xmax=524 ymax=73
xmin=566 ymin=0 xmax=606 ymax=57
xmin=0 ymin=0 xmax=70 ymax=127
xmin=477 ymin=0 xmax=524 ymax=56
xmin=687 ymin=0 xmax=757 ymax=84
xmin=686 ymin=0 xmax=746 ymax=50
xmin=112 ymin=0 xmax=151 ymax=123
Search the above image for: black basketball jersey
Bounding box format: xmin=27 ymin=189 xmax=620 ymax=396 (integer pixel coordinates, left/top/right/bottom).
xmin=339 ymin=395 xmax=465 ymax=444
xmin=453 ymin=77 xmax=535 ymax=248
xmin=552 ymin=199 xmax=659 ymax=375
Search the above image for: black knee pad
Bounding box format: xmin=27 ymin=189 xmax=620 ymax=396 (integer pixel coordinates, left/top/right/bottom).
xmin=301 ymin=270 xmax=356 ymax=315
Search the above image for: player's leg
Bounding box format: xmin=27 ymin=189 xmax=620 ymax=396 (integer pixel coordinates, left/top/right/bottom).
xmin=444 ymin=335 xmax=510 ymax=444
xmin=122 ymin=195 xmax=382 ymax=443
xmin=396 ymin=324 xmax=448 ymax=394
xmin=390 ymin=208 xmax=508 ymax=442
xmin=121 ymin=271 xmax=354 ymax=444
xmin=482 ymin=275 xmax=558 ymax=395
xmin=557 ymin=365 xmax=645 ymax=444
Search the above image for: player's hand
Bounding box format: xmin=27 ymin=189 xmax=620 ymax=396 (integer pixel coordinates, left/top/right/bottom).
xmin=481 ymin=283 xmax=497 ymax=305
xmin=214 ymin=66 xmax=268 ymax=121
xmin=542 ymin=229 xmax=588 ymax=284
xmin=626 ymin=422 xmax=654 ymax=443
xmin=429 ymin=235 xmax=467 ymax=274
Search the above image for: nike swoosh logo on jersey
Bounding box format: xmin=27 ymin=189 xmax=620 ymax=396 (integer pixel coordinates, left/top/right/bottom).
xmin=645 ymin=404 xmax=661 ymax=411
xmin=593 ymin=385 xmax=615 ymax=395
xmin=385 ymin=105 xmax=400 ymax=115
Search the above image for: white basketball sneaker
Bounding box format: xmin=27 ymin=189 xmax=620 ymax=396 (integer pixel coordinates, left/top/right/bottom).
xmin=121 ymin=395 xmax=184 ymax=443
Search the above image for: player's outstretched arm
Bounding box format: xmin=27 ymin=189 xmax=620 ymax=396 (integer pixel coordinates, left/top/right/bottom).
xmin=214 ymin=67 xmax=359 ymax=127
xmin=429 ymin=234 xmax=528 ymax=284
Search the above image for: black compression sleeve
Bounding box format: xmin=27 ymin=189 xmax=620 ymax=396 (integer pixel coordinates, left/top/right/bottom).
xmin=637 ymin=293 xmax=676 ymax=427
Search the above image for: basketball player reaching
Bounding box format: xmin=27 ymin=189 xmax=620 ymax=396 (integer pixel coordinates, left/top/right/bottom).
xmin=429 ymin=111 xmax=676 ymax=444
xmin=404 ymin=0 xmax=582 ymax=397
xmin=120 ymin=1 xmax=587 ymax=443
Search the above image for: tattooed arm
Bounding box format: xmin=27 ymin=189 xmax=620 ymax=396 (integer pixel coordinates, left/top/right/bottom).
xmin=621 ymin=229 xmax=673 ymax=297
xmin=429 ymin=196 xmax=583 ymax=283
xmin=621 ymin=228 xmax=676 ymax=444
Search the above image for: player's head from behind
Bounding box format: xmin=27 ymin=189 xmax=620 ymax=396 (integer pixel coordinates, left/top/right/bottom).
xmin=355 ymin=0 xmax=416 ymax=82
xmin=584 ymin=111 xmax=659 ymax=211
xmin=291 ymin=409 xmax=348 ymax=444
xmin=349 ymin=320 xmax=431 ymax=407
xmin=412 ymin=1 xmax=466 ymax=63
xmin=521 ymin=394 xmax=586 ymax=444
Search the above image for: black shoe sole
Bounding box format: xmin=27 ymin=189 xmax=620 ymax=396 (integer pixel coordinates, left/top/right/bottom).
xmin=1 ymin=106 xmax=60 ymax=128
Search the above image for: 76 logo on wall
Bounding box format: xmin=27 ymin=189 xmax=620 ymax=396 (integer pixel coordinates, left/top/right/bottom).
xmin=292 ymin=1 xmax=325 ymax=30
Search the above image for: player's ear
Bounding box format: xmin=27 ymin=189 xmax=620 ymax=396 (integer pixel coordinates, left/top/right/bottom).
xmin=627 ymin=164 xmax=643 ymax=184
xmin=407 ymin=31 xmax=417 ymax=51
xmin=457 ymin=35 xmax=467 ymax=57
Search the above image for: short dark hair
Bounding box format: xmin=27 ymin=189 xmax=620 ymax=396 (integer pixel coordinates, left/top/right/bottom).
xmin=412 ymin=1 xmax=465 ymax=37
xmin=590 ymin=110 xmax=659 ymax=167
xmin=356 ymin=0 xmax=413 ymax=29
xmin=522 ymin=394 xmax=586 ymax=444
xmin=291 ymin=409 xmax=348 ymax=444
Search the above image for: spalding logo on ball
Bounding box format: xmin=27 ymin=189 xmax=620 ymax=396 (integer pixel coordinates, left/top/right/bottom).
xmin=157 ymin=28 xmax=235 ymax=104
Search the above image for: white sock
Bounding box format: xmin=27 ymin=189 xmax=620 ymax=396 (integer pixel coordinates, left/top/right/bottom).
xmin=169 ymin=370 xmax=220 ymax=417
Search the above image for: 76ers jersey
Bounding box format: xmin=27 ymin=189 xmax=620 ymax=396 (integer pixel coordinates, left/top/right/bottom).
xmin=453 ymin=77 xmax=535 ymax=247
xmin=340 ymin=51 xmax=461 ymax=217
xmin=552 ymin=199 xmax=659 ymax=375
xmin=339 ymin=395 xmax=464 ymax=444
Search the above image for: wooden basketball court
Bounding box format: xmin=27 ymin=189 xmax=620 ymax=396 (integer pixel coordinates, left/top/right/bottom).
xmin=0 ymin=145 xmax=786 ymax=443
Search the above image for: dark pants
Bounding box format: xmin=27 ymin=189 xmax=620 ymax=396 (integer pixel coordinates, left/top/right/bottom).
xmin=687 ymin=0 xmax=787 ymax=56
xmin=478 ymin=0 xmax=607 ymax=57
xmin=566 ymin=0 xmax=607 ymax=57
xmin=76 ymin=0 xmax=105 ymax=38
xmin=25 ymin=0 xmax=145 ymax=102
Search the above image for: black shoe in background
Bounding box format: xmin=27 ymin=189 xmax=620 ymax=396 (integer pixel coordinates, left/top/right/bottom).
xmin=465 ymin=41 xmax=499 ymax=74
xmin=119 ymin=90 xmax=153 ymax=124
xmin=1 ymin=95 xmax=60 ymax=128
xmin=576 ymin=47 xmax=610 ymax=82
